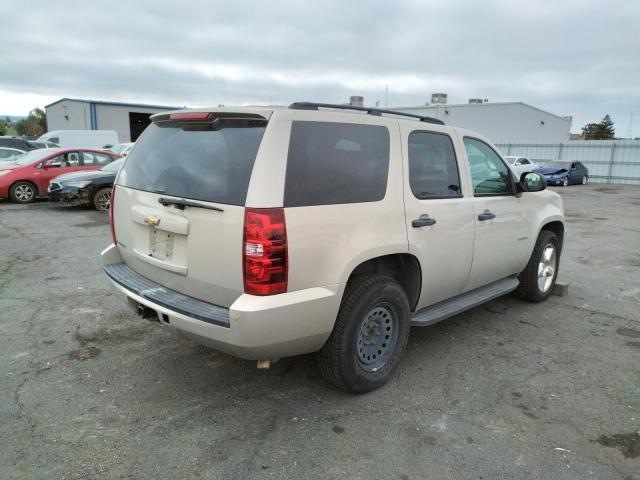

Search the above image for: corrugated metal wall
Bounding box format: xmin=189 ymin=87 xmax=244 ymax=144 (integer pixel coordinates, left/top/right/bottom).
xmin=95 ymin=104 xmax=170 ymax=142
xmin=395 ymin=103 xmax=572 ymax=143
xmin=46 ymin=100 xmax=92 ymax=131
xmin=495 ymin=140 xmax=640 ymax=184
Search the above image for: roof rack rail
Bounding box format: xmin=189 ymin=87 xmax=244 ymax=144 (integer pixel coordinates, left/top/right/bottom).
xmin=289 ymin=102 xmax=445 ymax=125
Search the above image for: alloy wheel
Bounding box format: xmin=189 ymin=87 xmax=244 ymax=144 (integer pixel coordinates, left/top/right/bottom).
xmin=97 ymin=191 xmax=111 ymax=211
xmin=15 ymin=184 xmax=34 ymax=202
xmin=537 ymin=243 xmax=556 ymax=293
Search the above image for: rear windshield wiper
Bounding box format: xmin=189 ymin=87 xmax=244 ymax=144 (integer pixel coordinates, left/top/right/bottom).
xmin=158 ymin=197 xmax=224 ymax=212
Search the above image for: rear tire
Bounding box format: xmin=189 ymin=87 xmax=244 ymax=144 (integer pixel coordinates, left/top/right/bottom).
xmin=9 ymin=181 xmax=37 ymax=203
xmin=582 ymin=176 xmax=588 ymax=185
xmin=514 ymin=230 xmax=560 ymax=303
xmin=317 ymin=275 xmax=410 ymax=393
xmin=93 ymin=187 xmax=112 ymax=211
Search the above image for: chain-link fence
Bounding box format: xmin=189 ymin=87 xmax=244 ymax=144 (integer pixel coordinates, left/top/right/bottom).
xmin=495 ymin=140 xmax=640 ymax=184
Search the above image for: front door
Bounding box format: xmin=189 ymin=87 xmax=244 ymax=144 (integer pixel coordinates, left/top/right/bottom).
xmin=402 ymin=126 xmax=475 ymax=309
xmin=35 ymin=152 xmax=81 ymax=192
xmin=462 ymin=137 xmax=529 ymax=291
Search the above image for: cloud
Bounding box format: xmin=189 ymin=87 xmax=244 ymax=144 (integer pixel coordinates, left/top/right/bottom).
xmin=0 ymin=0 xmax=638 ymax=135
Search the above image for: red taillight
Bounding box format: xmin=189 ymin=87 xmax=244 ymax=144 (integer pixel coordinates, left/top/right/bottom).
xmin=243 ymin=208 xmax=287 ymax=296
xmin=169 ymin=112 xmax=212 ymax=120
xmin=109 ymin=184 xmax=116 ymax=244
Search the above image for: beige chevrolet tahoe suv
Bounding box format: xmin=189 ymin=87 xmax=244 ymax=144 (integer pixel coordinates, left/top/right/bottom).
xmin=102 ymin=102 xmax=564 ymax=393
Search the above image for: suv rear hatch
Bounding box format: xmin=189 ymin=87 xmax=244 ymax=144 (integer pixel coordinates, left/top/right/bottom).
xmin=112 ymin=110 xmax=270 ymax=308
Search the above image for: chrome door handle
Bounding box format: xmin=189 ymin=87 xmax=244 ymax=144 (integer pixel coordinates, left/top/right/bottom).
xmin=412 ymin=215 xmax=436 ymax=228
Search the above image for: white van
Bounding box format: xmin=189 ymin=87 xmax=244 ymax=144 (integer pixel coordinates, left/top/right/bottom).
xmin=37 ymin=130 xmax=119 ymax=149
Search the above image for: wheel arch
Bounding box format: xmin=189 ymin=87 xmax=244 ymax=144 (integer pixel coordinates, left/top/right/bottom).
xmin=345 ymin=253 xmax=422 ymax=312
xmin=540 ymin=220 xmax=565 ymax=254
xmin=10 ymin=179 xmax=40 ymax=196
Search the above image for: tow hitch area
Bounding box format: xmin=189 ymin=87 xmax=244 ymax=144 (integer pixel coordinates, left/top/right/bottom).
xmin=137 ymin=304 xmax=159 ymax=322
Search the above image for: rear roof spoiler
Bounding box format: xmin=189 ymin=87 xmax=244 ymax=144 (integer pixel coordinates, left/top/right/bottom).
xmin=151 ymin=110 xmax=270 ymax=123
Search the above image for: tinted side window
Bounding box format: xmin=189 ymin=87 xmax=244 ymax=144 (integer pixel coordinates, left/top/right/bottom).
xmin=463 ymin=137 xmax=512 ymax=196
xmin=408 ymin=131 xmax=461 ymax=199
xmin=284 ymin=121 xmax=390 ymax=207
xmin=83 ymin=152 xmax=112 ymax=165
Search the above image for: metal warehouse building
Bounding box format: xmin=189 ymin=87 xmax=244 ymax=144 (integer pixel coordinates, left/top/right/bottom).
xmin=44 ymin=98 xmax=181 ymax=143
xmin=393 ymin=97 xmax=572 ymax=143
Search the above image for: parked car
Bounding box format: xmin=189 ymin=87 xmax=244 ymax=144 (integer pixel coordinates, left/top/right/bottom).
xmin=0 ymin=148 xmax=120 ymax=203
xmin=504 ymin=156 xmax=538 ymax=176
xmin=37 ymin=130 xmax=119 ymax=149
xmin=49 ymin=158 xmax=124 ymax=211
xmin=27 ymin=140 xmax=60 ymax=149
xmin=0 ymin=136 xmax=37 ymax=151
xmin=0 ymin=147 xmax=26 ymax=162
xmin=102 ymin=103 xmax=564 ymax=393
xmin=106 ymin=143 xmax=134 ymax=156
xmin=534 ymin=161 xmax=589 ymax=186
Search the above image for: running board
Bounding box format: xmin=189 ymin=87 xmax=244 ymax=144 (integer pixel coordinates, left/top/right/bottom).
xmin=410 ymin=277 xmax=519 ymax=327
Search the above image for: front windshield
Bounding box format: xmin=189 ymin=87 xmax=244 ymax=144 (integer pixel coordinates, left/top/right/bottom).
xmin=0 ymin=151 xmax=23 ymax=162
xmin=541 ymin=161 xmax=570 ymax=170
xmin=110 ymin=143 xmax=131 ymax=154
xmin=101 ymin=158 xmax=124 ymax=172
xmin=11 ymin=149 xmax=59 ymax=166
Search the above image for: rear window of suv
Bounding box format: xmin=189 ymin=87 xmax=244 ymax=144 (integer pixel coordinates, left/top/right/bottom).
xmin=118 ymin=119 xmax=266 ymax=205
xmin=284 ymin=121 xmax=390 ymax=207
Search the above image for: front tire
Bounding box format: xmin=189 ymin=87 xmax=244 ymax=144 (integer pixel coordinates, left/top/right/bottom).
xmin=10 ymin=181 xmax=37 ymax=203
xmin=317 ymin=275 xmax=410 ymax=393
xmin=562 ymin=177 xmax=569 ymax=187
xmin=514 ymin=230 xmax=560 ymax=303
xmin=93 ymin=187 xmax=112 ymax=211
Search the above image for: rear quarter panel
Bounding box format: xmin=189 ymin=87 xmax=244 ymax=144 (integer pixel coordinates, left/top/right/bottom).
xmin=248 ymin=110 xmax=408 ymax=293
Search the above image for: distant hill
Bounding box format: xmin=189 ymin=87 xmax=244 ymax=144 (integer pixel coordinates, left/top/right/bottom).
xmin=1 ymin=115 xmax=26 ymax=122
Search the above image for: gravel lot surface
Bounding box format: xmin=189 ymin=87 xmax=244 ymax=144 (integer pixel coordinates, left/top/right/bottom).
xmin=1 ymin=184 xmax=639 ymax=479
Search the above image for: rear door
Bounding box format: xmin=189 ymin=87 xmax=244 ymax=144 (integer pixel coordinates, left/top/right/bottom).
xmin=114 ymin=112 xmax=269 ymax=308
xmin=401 ymin=125 xmax=475 ymax=308
xmin=461 ymin=136 xmax=530 ymax=290
xmin=81 ymin=151 xmax=114 ymax=170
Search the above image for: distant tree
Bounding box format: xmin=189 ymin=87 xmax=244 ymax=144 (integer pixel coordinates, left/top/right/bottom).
xmin=29 ymin=107 xmax=47 ymax=133
xmin=15 ymin=118 xmax=44 ymax=136
xmin=0 ymin=119 xmax=6 ymax=135
xmin=14 ymin=107 xmax=47 ymax=137
xmin=599 ymin=114 xmax=615 ymax=139
xmin=582 ymin=114 xmax=616 ymax=140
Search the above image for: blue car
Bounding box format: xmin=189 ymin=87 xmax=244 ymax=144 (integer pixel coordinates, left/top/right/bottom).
xmin=534 ymin=161 xmax=589 ymax=187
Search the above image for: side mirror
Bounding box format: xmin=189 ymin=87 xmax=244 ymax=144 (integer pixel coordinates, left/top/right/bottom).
xmin=44 ymin=159 xmax=62 ymax=168
xmin=519 ymin=172 xmax=546 ymax=193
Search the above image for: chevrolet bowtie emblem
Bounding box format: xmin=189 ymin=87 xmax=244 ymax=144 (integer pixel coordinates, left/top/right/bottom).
xmin=144 ymin=215 xmax=161 ymax=226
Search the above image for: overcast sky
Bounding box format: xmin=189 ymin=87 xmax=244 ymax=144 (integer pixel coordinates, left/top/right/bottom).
xmin=1 ymin=0 xmax=638 ymax=135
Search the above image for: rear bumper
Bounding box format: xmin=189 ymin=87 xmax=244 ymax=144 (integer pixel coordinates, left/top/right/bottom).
xmin=101 ymin=244 xmax=341 ymax=360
